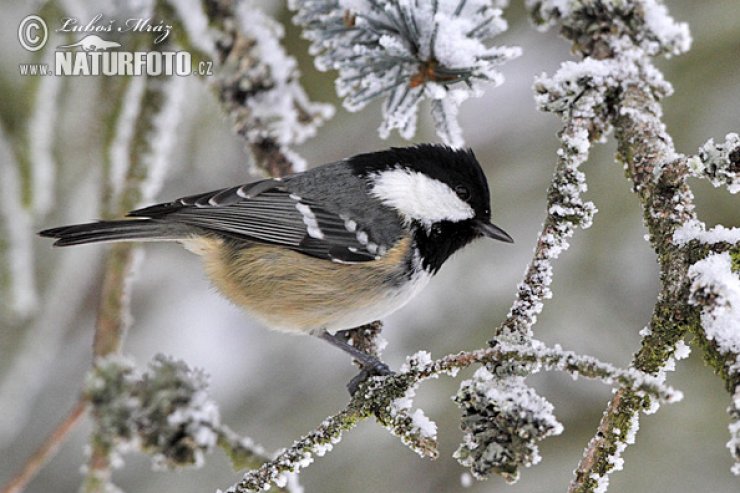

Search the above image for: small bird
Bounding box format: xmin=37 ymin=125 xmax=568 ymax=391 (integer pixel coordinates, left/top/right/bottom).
xmin=41 ymin=144 xmax=512 ymax=387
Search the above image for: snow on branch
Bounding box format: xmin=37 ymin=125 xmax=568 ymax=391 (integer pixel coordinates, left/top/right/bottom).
xmin=688 ymin=252 xmax=740 ymax=474
xmin=167 ymin=0 xmax=334 ymax=176
xmin=689 ymin=252 xmax=740 ymax=365
xmin=84 ymin=355 xmax=276 ymax=487
xmin=730 ymin=388 xmax=740 ymax=476
xmin=289 ymin=0 xmax=521 ymax=146
xmin=673 ymin=219 xmax=740 ymax=248
xmin=497 ymin=122 xmax=596 ymax=346
xmin=0 ymin=129 xmax=38 ymax=320
xmin=448 ymin=50 xmax=606 ymax=481
xmin=527 ymin=0 xmax=690 ymax=58
xmin=447 ymin=26 xmax=608 ymax=483
xmin=455 ymin=370 xmax=562 ymax=483
xmin=521 ymin=1 xmax=707 ymax=491
xmin=452 ymin=119 xmax=596 ymax=484
xmin=224 ymin=343 xmax=680 ymax=492
xmin=687 ymin=133 xmax=740 ymax=194
xmin=85 ymin=355 xmax=220 ymax=472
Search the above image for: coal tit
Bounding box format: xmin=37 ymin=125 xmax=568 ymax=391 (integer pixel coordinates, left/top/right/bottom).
xmin=41 ymin=144 xmax=512 ymax=378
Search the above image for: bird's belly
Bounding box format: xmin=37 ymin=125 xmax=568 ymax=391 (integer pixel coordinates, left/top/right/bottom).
xmin=183 ymin=236 xmax=429 ymax=334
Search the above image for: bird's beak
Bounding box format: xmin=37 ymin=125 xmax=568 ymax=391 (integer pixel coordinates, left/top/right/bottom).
xmin=476 ymin=220 xmax=514 ymax=243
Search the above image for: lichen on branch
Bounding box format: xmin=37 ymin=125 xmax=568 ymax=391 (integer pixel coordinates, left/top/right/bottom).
xmin=225 ymin=342 xmax=680 ymax=492
xmin=289 ymin=0 xmax=521 ymax=146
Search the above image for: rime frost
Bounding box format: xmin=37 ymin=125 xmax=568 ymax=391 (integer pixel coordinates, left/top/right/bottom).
xmin=85 ymin=355 xmax=221 ymax=471
xmin=673 ymin=219 xmax=740 ymax=246
xmin=674 ymin=340 xmax=691 ymax=361
xmin=209 ymin=0 xmax=333 ymax=173
xmin=528 ymin=0 xmax=691 ymax=57
xmin=290 ymin=0 xmax=521 ymax=146
xmin=690 ymin=133 xmax=740 ymax=194
xmin=729 ymin=386 xmax=740 ymax=476
xmin=454 ymin=368 xmax=563 ymax=482
xmin=109 ymin=77 xmax=147 ymax=202
xmin=387 ymin=351 xmax=440 ymax=445
xmin=28 ymin=75 xmax=61 ymax=216
xmin=688 ymin=253 xmax=740 ymax=360
xmin=500 ymin=124 xmax=595 ymax=341
xmin=168 ymin=0 xmax=216 ymax=57
xmin=140 ymin=77 xmax=187 ymax=204
xmin=235 ymin=3 xmax=335 ymax=165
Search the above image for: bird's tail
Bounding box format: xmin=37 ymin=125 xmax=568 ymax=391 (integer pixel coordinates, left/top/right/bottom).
xmin=39 ymin=220 xmax=191 ymax=247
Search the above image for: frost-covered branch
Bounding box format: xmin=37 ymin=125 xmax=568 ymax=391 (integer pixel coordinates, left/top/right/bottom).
xmin=224 ymin=343 xmax=680 ymax=492
xmin=289 ymin=0 xmax=520 ymax=146
xmin=521 ymin=0 xmax=739 ymax=490
xmin=450 ymin=116 xmax=597 ymax=482
xmin=164 ymin=0 xmax=333 ymax=176
xmin=0 ymin=129 xmax=38 ymax=320
xmin=688 ymin=133 xmax=740 ymax=194
xmin=688 ymin=252 xmax=740 ymax=474
xmin=496 ymin=120 xmax=596 ymax=345
xmin=84 ymin=355 xmax=277 ymax=472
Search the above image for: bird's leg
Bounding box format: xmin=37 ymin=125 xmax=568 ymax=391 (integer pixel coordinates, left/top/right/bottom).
xmin=317 ymin=329 xmax=392 ymax=395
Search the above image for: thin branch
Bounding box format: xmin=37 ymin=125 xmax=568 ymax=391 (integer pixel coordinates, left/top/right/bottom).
xmin=1 ymin=399 xmax=87 ymax=493
xmin=494 ymin=117 xmax=596 ymax=345
xmin=226 ymin=342 xmax=680 ymax=492
xmin=524 ymin=2 xmax=704 ymax=490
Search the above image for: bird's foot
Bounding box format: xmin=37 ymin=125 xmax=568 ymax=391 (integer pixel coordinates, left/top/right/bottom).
xmin=347 ymin=360 xmax=393 ymax=396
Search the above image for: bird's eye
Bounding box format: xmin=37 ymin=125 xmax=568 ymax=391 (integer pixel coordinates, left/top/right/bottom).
xmin=455 ymin=185 xmax=470 ymax=201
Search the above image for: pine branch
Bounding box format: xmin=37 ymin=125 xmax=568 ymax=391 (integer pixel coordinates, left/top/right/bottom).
xmin=288 ymin=0 xmax=520 ymax=146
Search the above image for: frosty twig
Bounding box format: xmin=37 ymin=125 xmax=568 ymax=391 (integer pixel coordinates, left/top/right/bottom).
xmin=226 ymin=342 xmax=680 ymax=492
xmin=524 ymin=0 xmax=739 ymax=490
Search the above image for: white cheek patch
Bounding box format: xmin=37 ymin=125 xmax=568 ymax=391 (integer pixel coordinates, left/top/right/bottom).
xmin=370 ymin=168 xmax=475 ymax=226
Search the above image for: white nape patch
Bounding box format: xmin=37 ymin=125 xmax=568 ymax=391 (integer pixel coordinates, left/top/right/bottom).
xmin=370 ymin=167 xmax=474 ymax=227
xmin=295 ymin=202 xmax=324 ymax=239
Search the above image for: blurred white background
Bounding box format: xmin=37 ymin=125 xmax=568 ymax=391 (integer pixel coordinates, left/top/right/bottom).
xmin=1 ymin=1 xmax=738 ymax=492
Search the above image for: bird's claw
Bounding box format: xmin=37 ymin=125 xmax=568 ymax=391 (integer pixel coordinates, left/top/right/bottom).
xmin=347 ymin=361 xmax=393 ymax=396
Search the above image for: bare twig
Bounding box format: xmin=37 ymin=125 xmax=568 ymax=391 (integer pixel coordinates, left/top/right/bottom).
xmin=1 ymin=399 xmax=87 ymax=493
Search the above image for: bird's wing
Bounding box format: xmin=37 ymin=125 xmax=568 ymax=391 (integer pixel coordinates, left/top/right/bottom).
xmin=128 ymin=179 xmax=389 ymax=263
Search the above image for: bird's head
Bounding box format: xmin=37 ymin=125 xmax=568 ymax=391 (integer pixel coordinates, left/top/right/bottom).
xmin=349 ymin=144 xmax=513 ymax=273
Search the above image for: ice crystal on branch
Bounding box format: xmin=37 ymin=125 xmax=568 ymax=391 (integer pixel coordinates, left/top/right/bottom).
xmin=688 ymin=133 xmax=740 ymax=194
xmin=85 ymin=354 xmax=220 ymax=471
xmin=730 ymin=388 xmax=740 ymax=476
xmin=289 ymin=0 xmax=521 ymax=146
xmin=454 ymin=368 xmax=563 ymax=483
xmin=688 ymin=252 xmax=740 ymax=474
xmin=203 ymin=0 xmax=334 ymax=174
xmin=688 ymin=252 xmax=740 ymax=360
xmin=673 ymin=219 xmax=740 ymax=247
xmin=527 ymin=0 xmax=690 ymax=58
